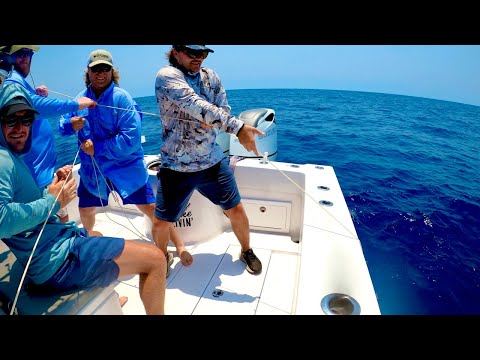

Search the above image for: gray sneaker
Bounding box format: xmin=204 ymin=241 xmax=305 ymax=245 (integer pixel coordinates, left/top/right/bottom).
xmin=240 ymin=248 xmax=262 ymax=275
xmin=166 ymin=251 xmax=174 ymax=278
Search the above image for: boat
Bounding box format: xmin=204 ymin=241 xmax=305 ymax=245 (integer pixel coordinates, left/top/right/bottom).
xmin=0 ymin=108 xmax=380 ymax=315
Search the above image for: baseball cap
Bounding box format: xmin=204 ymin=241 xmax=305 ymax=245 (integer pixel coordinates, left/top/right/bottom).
xmin=0 ymin=96 xmax=39 ymax=117
xmin=88 ymin=49 xmax=114 ymax=68
xmin=7 ymin=45 xmax=40 ymax=55
xmin=173 ymin=45 xmax=214 ymax=53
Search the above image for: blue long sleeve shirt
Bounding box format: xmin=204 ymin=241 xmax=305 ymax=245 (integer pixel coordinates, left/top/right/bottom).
xmin=0 ymin=84 xmax=76 ymax=285
xmin=58 ymin=82 xmax=148 ymax=200
xmin=5 ymin=70 xmax=80 ymax=188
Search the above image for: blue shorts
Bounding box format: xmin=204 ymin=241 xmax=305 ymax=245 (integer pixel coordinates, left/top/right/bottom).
xmin=78 ymin=178 xmax=155 ymax=208
xmin=39 ymin=228 xmax=125 ymax=291
xmin=155 ymin=157 xmax=241 ymax=222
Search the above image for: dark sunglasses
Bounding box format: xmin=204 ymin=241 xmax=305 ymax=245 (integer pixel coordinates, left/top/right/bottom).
xmin=1 ymin=114 xmax=35 ymax=128
xmin=13 ymin=49 xmax=34 ymax=59
xmin=90 ymin=64 xmax=112 ymax=73
xmin=183 ymin=49 xmax=209 ymax=60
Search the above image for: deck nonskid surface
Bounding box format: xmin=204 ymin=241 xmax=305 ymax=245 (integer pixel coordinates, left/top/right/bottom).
xmin=91 ymin=210 xmax=300 ymax=315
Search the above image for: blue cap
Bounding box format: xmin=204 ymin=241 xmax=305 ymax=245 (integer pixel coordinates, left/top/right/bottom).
xmin=173 ymin=45 xmax=214 ymax=53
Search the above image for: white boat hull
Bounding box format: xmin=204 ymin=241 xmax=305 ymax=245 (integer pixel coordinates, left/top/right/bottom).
xmin=1 ymin=156 xmax=380 ymax=315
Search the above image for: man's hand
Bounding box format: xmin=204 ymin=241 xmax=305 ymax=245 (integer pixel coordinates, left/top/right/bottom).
xmin=56 ymin=164 xmax=73 ymax=181
xmin=70 ymin=116 xmax=86 ymax=131
xmin=200 ymin=121 xmax=213 ymax=130
xmin=35 ymin=85 xmax=48 ymax=97
xmin=81 ymin=139 xmax=95 ymax=155
xmin=77 ymin=97 xmax=97 ymax=110
xmin=48 ymin=175 xmax=77 ymax=209
xmin=236 ymin=124 xmax=265 ymax=156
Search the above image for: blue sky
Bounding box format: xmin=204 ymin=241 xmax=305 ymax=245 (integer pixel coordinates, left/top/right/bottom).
xmin=24 ymin=45 xmax=480 ymax=107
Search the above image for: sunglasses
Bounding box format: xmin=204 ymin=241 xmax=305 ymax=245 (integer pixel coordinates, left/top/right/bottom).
xmin=90 ymin=64 xmax=112 ymax=73
xmin=182 ymin=49 xmax=209 ymax=60
xmin=13 ymin=49 xmax=34 ymax=59
xmin=1 ymin=114 xmax=35 ymax=128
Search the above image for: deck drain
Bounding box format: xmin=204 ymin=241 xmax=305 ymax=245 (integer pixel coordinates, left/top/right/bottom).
xmin=319 ymin=200 xmax=333 ymax=206
xmin=212 ymin=290 xmax=224 ymax=298
xmin=315 ymin=166 xmax=324 ymax=170
xmin=317 ymin=185 xmax=330 ymax=191
xmin=321 ymin=293 xmax=361 ymax=315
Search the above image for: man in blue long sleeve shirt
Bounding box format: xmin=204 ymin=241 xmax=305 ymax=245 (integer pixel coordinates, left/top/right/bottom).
xmin=58 ymin=49 xmax=191 ymax=275
xmin=4 ymin=45 xmax=97 ymax=222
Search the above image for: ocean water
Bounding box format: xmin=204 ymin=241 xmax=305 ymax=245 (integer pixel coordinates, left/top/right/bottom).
xmin=52 ymin=89 xmax=480 ymax=315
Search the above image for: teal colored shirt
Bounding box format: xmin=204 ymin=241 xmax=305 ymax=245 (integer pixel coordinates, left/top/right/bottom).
xmin=0 ymin=84 xmax=77 ymax=284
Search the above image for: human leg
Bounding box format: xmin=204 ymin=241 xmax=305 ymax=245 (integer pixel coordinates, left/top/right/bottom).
xmin=142 ymin=202 xmax=192 ymax=265
xmin=77 ymin=179 xmax=109 ymax=232
xmin=79 ymin=207 xmax=96 ymax=232
xmin=198 ymin=158 xmax=262 ymax=274
xmin=41 ymin=233 xmax=166 ymax=314
xmin=125 ymin=180 xmax=192 ymax=266
xmin=152 ymin=167 xmax=196 ymax=269
xmin=223 ymin=202 xmax=251 ymax=252
xmin=114 ymin=240 xmax=166 ymax=315
xmin=169 ymin=225 xmax=192 ymax=265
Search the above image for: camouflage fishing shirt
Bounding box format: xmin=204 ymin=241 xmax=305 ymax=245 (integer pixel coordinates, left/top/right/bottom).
xmin=155 ymin=65 xmax=244 ymax=172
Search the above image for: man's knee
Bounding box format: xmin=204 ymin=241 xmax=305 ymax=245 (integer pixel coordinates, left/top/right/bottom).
xmin=152 ymin=216 xmax=171 ymax=230
xmin=224 ymin=202 xmax=246 ymax=219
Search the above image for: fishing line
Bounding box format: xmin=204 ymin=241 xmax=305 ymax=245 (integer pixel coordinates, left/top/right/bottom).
xmin=261 ymin=154 xmax=359 ymax=241
xmin=51 ymin=89 xmax=357 ymax=242
xmin=48 ymin=89 xmax=205 ymax=124
xmin=88 ymin=155 xmax=151 ymax=242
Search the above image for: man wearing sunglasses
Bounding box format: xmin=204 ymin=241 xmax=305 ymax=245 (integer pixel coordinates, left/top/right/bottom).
xmin=58 ymin=49 xmax=190 ymax=274
xmin=3 ymin=45 xmax=97 ymax=224
xmin=152 ymin=45 xmax=265 ymax=276
xmin=0 ymin=85 xmax=168 ymax=315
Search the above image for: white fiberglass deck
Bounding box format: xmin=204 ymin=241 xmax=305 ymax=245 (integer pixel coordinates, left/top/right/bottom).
xmin=90 ymin=211 xmax=300 ymax=315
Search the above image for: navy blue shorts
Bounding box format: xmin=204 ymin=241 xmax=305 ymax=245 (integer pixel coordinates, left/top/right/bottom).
xmin=155 ymin=157 xmax=241 ymax=222
xmin=78 ymin=178 xmax=155 ymax=207
xmin=40 ymin=228 xmax=125 ymax=291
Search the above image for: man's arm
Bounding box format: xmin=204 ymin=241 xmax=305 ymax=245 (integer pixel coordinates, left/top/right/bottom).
xmin=0 ymin=155 xmax=60 ymax=238
xmin=91 ymin=90 xmax=143 ymax=160
xmin=155 ymin=67 xmax=243 ymax=135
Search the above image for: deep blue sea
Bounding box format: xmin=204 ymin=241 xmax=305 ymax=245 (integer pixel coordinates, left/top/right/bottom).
xmin=52 ymin=89 xmax=480 ymax=315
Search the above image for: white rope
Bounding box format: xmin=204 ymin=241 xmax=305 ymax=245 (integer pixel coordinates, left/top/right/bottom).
xmin=48 ymin=89 xmax=203 ymax=124
xmin=89 ymin=155 xmax=151 ymax=242
xmin=51 ymin=85 xmax=358 ymax=241
xmin=8 ymin=87 xmax=359 ymax=316
xmin=263 ymin=157 xmax=359 ymax=241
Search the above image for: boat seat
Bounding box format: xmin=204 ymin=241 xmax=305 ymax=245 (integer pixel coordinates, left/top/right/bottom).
xmin=0 ymin=239 xmax=118 ymax=315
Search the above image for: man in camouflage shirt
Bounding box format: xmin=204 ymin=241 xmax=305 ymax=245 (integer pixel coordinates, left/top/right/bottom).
xmin=152 ymin=45 xmax=264 ymax=276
